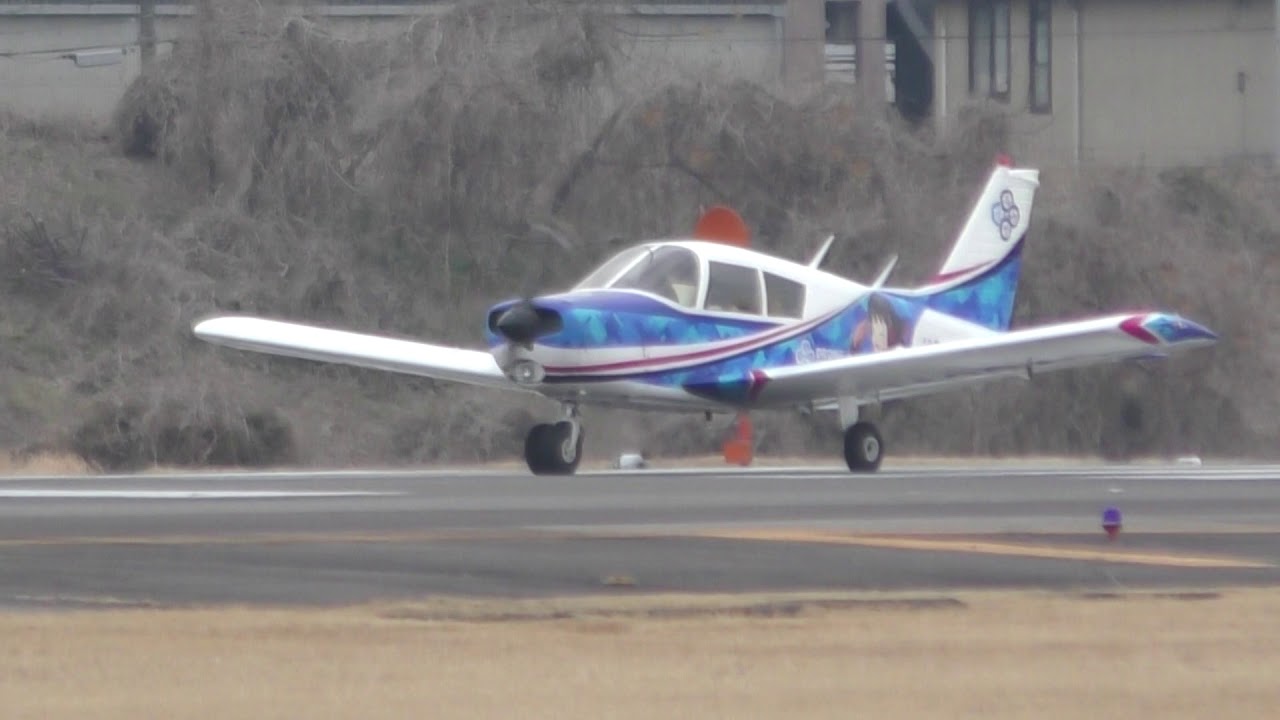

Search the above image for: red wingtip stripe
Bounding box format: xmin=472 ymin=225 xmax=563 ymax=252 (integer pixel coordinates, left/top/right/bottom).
xmin=1119 ymin=315 xmax=1160 ymax=344
xmin=994 ymin=153 xmax=1014 ymax=167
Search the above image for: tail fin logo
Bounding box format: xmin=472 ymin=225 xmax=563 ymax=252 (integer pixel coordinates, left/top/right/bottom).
xmin=990 ymin=190 xmax=1021 ymax=241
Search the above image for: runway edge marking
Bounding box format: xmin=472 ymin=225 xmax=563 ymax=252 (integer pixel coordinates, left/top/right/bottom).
xmin=691 ymin=529 xmax=1276 ymax=569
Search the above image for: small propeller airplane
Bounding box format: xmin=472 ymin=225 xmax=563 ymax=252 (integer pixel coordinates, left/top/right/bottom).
xmin=194 ymin=159 xmax=1218 ymax=474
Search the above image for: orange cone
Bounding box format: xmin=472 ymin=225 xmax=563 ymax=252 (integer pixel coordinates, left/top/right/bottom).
xmin=722 ymin=412 xmax=754 ymax=466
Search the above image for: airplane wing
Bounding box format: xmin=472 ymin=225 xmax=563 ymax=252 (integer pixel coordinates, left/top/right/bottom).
xmin=699 ymin=313 xmax=1217 ymax=407
xmin=192 ymin=316 xmax=517 ymax=391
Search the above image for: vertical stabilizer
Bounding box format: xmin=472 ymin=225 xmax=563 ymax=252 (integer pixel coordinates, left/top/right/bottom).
xmin=919 ymin=162 xmax=1039 ymax=332
xmin=934 ymin=163 xmax=1039 ymax=283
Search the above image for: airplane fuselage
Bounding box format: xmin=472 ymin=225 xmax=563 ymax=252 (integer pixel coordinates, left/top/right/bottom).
xmin=483 ymin=239 xmax=1015 ymax=412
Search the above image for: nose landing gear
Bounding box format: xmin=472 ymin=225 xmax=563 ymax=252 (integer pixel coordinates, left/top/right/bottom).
xmin=524 ymin=406 xmax=583 ymax=475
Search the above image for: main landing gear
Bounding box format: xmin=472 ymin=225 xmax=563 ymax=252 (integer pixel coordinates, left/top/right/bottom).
xmin=836 ymin=400 xmax=883 ymax=473
xmin=524 ymin=405 xmax=583 ymax=475
xmin=843 ymin=421 xmax=884 ymax=473
xmin=522 ymin=405 xmax=882 ymax=475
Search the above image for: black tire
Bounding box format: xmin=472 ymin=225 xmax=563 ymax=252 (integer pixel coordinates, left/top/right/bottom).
xmin=843 ymin=422 xmax=884 ymax=473
xmin=524 ymin=423 xmax=553 ymax=474
xmin=524 ymin=421 xmax=583 ymax=475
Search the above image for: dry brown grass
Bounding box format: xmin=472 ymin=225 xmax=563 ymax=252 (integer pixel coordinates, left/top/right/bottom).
xmin=0 ymin=451 xmax=90 ymax=476
xmin=1 ymin=589 xmax=1278 ymax=719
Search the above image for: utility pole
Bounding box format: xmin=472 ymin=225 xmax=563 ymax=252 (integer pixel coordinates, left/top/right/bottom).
xmin=139 ymin=0 xmax=156 ymax=68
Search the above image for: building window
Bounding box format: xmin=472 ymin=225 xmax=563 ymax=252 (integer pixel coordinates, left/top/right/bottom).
xmin=824 ymin=1 xmax=858 ymax=84
xmin=969 ymin=0 xmax=1010 ymax=99
xmin=1029 ymin=0 xmax=1052 ymax=112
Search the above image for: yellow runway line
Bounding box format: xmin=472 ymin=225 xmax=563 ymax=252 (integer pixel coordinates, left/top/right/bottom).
xmin=692 ymin=529 xmax=1275 ymax=569
xmin=0 ymin=528 xmax=1274 ymax=570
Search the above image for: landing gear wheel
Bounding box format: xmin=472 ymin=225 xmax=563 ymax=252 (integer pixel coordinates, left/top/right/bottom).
xmin=843 ymin=422 xmax=883 ymax=473
xmin=524 ymin=423 xmax=553 ymax=474
xmin=524 ymin=421 xmax=583 ymax=475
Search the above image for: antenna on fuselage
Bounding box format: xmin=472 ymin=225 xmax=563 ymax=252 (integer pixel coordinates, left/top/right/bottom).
xmin=808 ymin=234 xmax=836 ymax=269
xmin=870 ymin=254 xmax=898 ymax=289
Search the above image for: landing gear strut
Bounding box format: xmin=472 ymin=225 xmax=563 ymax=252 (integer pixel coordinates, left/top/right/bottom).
xmin=843 ymin=421 xmax=883 ymax=472
xmin=524 ymin=406 xmax=583 ymax=475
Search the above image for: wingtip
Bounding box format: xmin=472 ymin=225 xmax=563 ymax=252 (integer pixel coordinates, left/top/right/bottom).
xmin=191 ymin=317 xmax=218 ymax=339
xmin=192 ymin=315 xmax=258 ymax=341
xmin=1121 ymin=313 xmax=1218 ymax=345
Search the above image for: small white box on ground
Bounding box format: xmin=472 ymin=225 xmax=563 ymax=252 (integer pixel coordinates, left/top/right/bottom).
xmin=614 ymin=452 xmax=648 ymax=470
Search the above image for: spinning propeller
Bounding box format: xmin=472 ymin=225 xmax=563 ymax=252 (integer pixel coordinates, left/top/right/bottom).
xmin=488 ymin=221 xmax=580 ymax=380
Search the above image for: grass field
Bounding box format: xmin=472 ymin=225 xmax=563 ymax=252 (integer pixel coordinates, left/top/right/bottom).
xmin=0 ymin=451 xmax=90 ymax=476
xmin=1 ymin=589 xmax=1277 ymax=719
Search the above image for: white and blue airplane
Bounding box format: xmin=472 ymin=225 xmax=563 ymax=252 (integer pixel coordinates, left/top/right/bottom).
xmin=194 ymin=160 xmax=1217 ymax=474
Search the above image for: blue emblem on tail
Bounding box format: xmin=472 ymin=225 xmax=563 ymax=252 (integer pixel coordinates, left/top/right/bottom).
xmin=990 ymin=190 xmax=1021 ymax=242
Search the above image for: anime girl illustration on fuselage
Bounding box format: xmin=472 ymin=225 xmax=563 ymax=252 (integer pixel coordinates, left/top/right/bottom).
xmin=851 ymin=293 xmax=908 ymax=354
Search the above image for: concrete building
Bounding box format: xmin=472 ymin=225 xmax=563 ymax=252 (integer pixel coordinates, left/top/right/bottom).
xmin=930 ymin=0 xmax=1279 ymax=166
xmin=0 ymin=2 xmax=792 ymax=123
xmin=795 ymin=0 xmax=1279 ymax=166
xmin=2 ymin=1 xmax=1277 ymax=167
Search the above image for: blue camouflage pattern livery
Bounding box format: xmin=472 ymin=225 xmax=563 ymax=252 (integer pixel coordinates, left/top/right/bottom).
xmin=1141 ymin=313 xmax=1218 ymax=344
xmin=924 ymin=242 xmax=1023 ymax=332
xmin=486 ymin=291 xmax=779 ymax=349
xmin=485 ymin=243 xmax=1024 ymax=402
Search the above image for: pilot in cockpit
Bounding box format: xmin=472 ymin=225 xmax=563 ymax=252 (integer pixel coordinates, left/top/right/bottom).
xmin=665 ymin=259 xmax=698 ymax=308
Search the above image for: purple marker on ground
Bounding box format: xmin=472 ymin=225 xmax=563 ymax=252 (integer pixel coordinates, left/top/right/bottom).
xmin=1102 ymin=506 xmax=1123 ymax=540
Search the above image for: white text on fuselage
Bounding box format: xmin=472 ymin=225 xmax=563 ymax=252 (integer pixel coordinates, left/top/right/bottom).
xmin=794 ymin=339 xmax=845 ymax=364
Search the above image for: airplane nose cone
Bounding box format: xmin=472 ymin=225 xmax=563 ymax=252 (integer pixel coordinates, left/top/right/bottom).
xmin=491 ymin=301 xmax=563 ymax=346
xmin=495 ymin=303 xmax=539 ymax=344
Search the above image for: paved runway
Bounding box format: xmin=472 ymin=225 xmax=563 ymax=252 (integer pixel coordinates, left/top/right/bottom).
xmin=0 ymin=463 xmax=1278 ymax=608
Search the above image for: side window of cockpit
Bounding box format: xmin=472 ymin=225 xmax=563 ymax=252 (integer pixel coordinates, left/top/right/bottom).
xmin=764 ymin=273 xmax=805 ymax=318
xmin=611 ymin=246 xmax=700 ymax=307
xmin=705 ymin=262 xmax=763 ymax=315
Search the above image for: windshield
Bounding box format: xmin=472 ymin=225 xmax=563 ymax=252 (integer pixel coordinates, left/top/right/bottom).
xmin=611 ymin=246 xmax=701 ymax=307
xmin=574 ymin=246 xmax=648 ymax=289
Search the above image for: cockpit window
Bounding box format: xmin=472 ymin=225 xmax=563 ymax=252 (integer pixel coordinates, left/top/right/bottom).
xmin=765 ymin=272 xmax=806 ymax=318
xmin=705 ymin=261 xmax=763 ymax=315
xmin=610 ymin=246 xmax=700 ymax=307
xmin=574 ymin=245 xmax=648 ymax=289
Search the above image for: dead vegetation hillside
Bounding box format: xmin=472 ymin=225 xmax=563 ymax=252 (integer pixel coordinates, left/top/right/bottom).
xmin=0 ymin=0 xmax=1275 ymax=469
